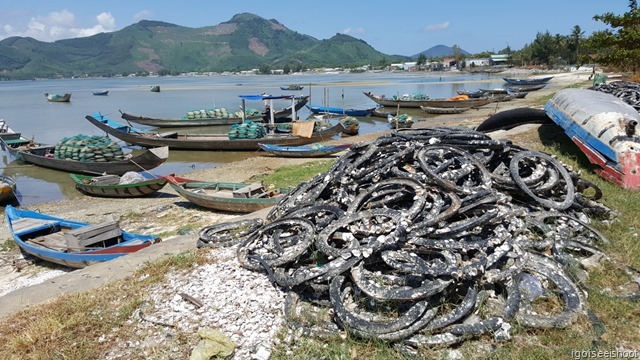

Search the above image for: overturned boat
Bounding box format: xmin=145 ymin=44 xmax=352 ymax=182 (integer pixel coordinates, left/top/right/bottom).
xmin=544 ymin=88 xmax=640 ymax=189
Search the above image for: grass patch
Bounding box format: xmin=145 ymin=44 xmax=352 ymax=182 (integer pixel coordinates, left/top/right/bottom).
xmin=0 ymin=250 xmax=204 ymax=359
xmin=250 ymin=159 xmax=335 ymax=189
xmin=0 ymin=238 xmax=17 ymax=251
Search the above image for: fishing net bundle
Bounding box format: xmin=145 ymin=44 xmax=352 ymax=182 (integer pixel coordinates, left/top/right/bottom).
xmin=54 ymin=135 xmax=125 ymax=162
xmin=228 ymin=121 xmax=267 ymax=140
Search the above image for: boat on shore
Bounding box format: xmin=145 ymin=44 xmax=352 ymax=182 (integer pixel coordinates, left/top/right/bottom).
xmin=1 ymin=136 xmax=169 ymax=175
xmin=545 ymin=88 xmax=640 ymax=189
xmin=166 ymin=175 xmax=286 ymax=213
xmin=503 ymin=76 xmax=553 ymax=86
xmin=150 ymin=85 xmax=160 ymax=92
xmin=70 ymin=173 xmax=170 ymax=198
xmin=0 ymin=175 xmax=17 ymax=204
xmin=258 ymin=143 xmax=351 ymax=158
xmin=5 ymin=205 xmax=159 ymax=268
xmin=505 ymin=83 xmax=547 ymax=92
xmin=86 ymin=113 xmax=344 ymax=151
xmin=421 ymin=106 xmax=470 ymax=114
xmin=363 ymin=91 xmax=432 ymax=108
xmin=420 ymin=96 xmax=492 ymax=109
xmin=44 ymin=93 xmax=71 ymax=102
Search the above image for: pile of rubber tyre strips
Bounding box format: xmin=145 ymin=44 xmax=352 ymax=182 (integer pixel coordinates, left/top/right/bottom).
xmin=198 ymin=127 xmax=628 ymax=353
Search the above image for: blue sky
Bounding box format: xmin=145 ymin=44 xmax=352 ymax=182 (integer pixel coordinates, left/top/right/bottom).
xmin=0 ymin=1 xmax=631 ymax=56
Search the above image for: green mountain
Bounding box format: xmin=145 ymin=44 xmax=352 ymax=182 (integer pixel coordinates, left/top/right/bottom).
xmin=0 ymin=13 xmax=407 ymax=80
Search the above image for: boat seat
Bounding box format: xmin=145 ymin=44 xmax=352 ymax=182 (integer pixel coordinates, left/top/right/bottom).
xmin=232 ymin=183 xmax=264 ymax=198
xmin=90 ymin=174 xmax=121 ymax=185
xmin=65 ymin=220 xmax=122 ymax=249
xmin=157 ymin=132 xmax=178 ymax=139
xmin=11 ymin=218 xmax=60 ymax=236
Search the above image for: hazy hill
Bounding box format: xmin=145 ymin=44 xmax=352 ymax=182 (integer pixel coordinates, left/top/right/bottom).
xmin=413 ymin=45 xmax=471 ymax=59
xmin=0 ymin=13 xmax=408 ymax=80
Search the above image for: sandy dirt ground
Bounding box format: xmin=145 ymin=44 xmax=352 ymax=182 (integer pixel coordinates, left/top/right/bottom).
xmin=0 ymin=69 xmax=597 ymax=298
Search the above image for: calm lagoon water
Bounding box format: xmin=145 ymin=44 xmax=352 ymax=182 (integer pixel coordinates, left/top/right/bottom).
xmin=0 ymin=71 xmax=506 ymax=206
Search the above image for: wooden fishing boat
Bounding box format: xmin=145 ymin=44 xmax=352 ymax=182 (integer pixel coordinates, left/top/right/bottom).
xmin=93 ymin=90 xmax=109 ymax=96
xmin=363 ymin=91 xmax=432 ymax=108
xmin=0 ymin=119 xmax=31 ymax=146
xmin=307 ymin=105 xmax=376 ymax=116
xmin=166 ymin=175 xmax=286 ymax=213
xmin=340 ymin=116 xmax=360 ymax=136
xmin=70 ymin=173 xmax=169 ymax=198
xmin=1 ymin=137 xmax=169 ymax=175
xmin=150 ymin=85 xmax=160 ymax=92
xmin=544 ymin=88 xmax=640 ymax=189
xmin=258 ymin=143 xmax=351 ymax=157
xmin=503 ymin=76 xmax=553 ymax=86
xmin=86 ymin=113 xmax=344 ymax=151
xmin=280 ymin=84 xmax=304 ymax=91
xmin=420 ymin=97 xmax=492 ymax=109
xmin=120 ymin=110 xmax=262 ymax=127
xmin=0 ymin=175 xmax=17 ymax=204
xmin=388 ymin=114 xmax=414 ymax=128
xmin=505 ymin=83 xmax=547 ymax=92
xmin=371 ymin=106 xmax=396 ymax=118
xmin=5 ymin=205 xmax=159 ymax=268
xmin=456 ymin=90 xmax=485 ymax=98
xmin=44 ymin=93 xmax=71 ymax=102
xmin=420 ymin=106 xmax=470 ymax=114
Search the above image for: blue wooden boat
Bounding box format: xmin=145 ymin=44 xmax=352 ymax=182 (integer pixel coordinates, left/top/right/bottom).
xmin=258 ymin=143 xmax=351 ymax=157
xmin=5 ymin=205 xmax=160 ymax=268
xmin=307 ymin=105 xmax=376 ymax=116
xmin=93 ymin=90 xmax=109 ymax=96
xmin=503 ymin=76 xmax=553 ymax=86
xmin=544 ymin=88 xmax=640 ymax=189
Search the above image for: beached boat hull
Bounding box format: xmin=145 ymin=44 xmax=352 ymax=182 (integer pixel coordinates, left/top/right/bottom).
xmin=503 ymin=76 xmax=553 ymax=86
xmin=5 ymin=205 xmax=159 ymax=268
xmin=544 ymin=88 xmax=640 ymax=188
xmin=86 ymin=113 xmax=344 ymax=151
xmin=420 ymin=98 xmax=492 ymax=108
xmin=0 ymin=175 xmax=17 ymax=204
xmin=258 ymin=143 xmax=351 ymax=157
xmin=70 ymin=173 xmax=169 ymax=198
xmin=1 ymin=139 xmax=169 ymax=175
xmin=166 ymin=176 xmax=285 ymax=213
xmin=363 ymin=92 xmax=432 ymax=108
xmin=421 ymin=106 xmax=470 ymax=114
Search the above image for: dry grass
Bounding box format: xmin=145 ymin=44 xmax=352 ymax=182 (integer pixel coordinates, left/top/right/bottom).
xmin=0 ymin=250 xmax=207 ymax=360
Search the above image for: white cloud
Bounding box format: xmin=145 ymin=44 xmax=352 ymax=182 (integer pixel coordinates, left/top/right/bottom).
xmin=425 ymin=21 xmax=450 ymax=32
xmin=134 ymin=10 xmax=153 ymax=22
xmin=70 ymin=12 xmax=116 ymax=38
xmin=0 ymin=10 xmax=116 ymax=42
xmin=341 ymin=27 xmax=366 ymax=35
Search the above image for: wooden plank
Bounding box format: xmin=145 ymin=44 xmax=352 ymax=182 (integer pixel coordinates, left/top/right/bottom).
xmin=65 ymin=221 xmax=122 ymax=248
xmin=232 ymin=183 xmax=263 ymax=198
xmin=11 ymin=218 xmax=59 ymax=235
xmin=292 ymin=122 xmax=314 ymax=138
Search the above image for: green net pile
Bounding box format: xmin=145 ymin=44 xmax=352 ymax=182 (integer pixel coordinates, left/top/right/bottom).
xmin=183 ymin=107 xmax=261 ymax=119
xmin=228 ymin=121 xmax=267 ymax=140
xmin=54 ymin=135 xmax=125 ymax=162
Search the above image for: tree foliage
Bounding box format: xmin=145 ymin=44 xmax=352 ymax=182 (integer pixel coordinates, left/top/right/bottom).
xmin=587 ymin=2 xmax=640 ymax=73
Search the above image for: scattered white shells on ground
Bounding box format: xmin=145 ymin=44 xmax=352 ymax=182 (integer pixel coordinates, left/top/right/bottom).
xmin=103 ymin=247 xmax=286 ymax=359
